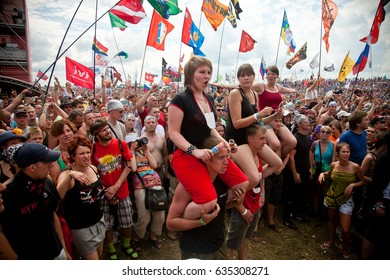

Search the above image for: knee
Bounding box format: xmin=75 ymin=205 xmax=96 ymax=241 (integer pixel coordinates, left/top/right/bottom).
xmin=268 ymin=139 xmax=281 ymax=152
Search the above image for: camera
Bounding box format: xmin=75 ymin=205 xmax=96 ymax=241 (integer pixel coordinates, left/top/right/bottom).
xmin=136 ymin=137 xmax=148 ymax=147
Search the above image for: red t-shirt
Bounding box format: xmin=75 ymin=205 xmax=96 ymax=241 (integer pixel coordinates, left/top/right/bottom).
xmin=92 ymin=138 xmax=132 ymax=200
xmin=139 ymin=109 xmax=166 ymax=127
xmin=243 ymin=156 xmax=263 ymax=214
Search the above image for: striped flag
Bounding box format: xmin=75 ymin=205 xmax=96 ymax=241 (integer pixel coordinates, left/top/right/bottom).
xmin=259 ymin=57 xmax=266 ymax=80
xmin=37 ymin=70 xmax=48 ymax=81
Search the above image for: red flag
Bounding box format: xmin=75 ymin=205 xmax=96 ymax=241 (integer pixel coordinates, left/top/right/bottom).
xmin=360 ymin=1 xmax=388 ymax=44
xmin=145 ymin=72 xmax=155 ymax=83
xmin=37 ymin=70 xmax=48 ymax=81
xmin=239 ymin=30 xmax=256 ymax=53
xmin=65 ymin=57 xmax=94 ymax=89
xmin=146 ymin=10 xmax=174 ymax=51
xmin=161 ymin=75 xmax=171 ymax=86
xmin=110 ymin=0 xmax=146 ymax=24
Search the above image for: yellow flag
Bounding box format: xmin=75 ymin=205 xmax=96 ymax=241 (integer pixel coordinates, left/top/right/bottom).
xmin=338 ymin=51 xmax=355 ymax=82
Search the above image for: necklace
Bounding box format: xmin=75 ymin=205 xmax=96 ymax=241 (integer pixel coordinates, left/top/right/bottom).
xmin=195 ymin=97 xmax=208 ymax=103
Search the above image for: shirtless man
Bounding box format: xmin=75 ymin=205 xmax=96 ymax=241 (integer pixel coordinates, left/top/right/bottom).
xmin=141 ymin=115 xmax=168 ymax=184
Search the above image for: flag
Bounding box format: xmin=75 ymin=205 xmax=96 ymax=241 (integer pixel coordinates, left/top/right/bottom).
xmin=95 ymin=53 xmax=109 ymax=67
xmin=162 ymin=58 xmax=168 ymax=76
xmin=360 ymin=0 xmax=388 ymax=44
xmin=353 ymin=43 xmax=370 ymax=75
xmin=65 ymin=57 xmax=94 ymax=89
xmin=168 ymin=66 xmax=179 ymax=77
xmin=145 ymin=72 xmax=155 ymax=83
xmin=217 ymin=74 xmax=223 ymax=82
xmin=182 ymin=8 xmax=205 ymax=56
xmin=322 ymin=0 xmax=338 ymax=52
xmin=239 ymin=30 xmax=256 ymax=53
xmin=226 ymin=2 xmax=237 ymax=28
xmin=147 ymin=0 xmax=181 ymax=19
xmin=110 ymin=0 xmax=146 ymax=24
xmin=259 ymin=57 xmax=266 ymax=80
xmin=201 ymin=0 xmax=228 ymax=31
xmin=161 ymin=75 xmax=171 ymax=85
xmin=225 ymin=73 xmax=231 ymax=82
xmin=286 ymin=42 xmax=307 ymax=69
xmin=290 ymin=70 xmax=297 ymax=81
xmin=338 ymin=51 xmax=355 ymax=82
xmin=37 ymin=70 xmax=48 ymax=81
xmin=109 ymin=12 xmax=127 ymax=31
xmin=92 ymin=37 xmax=108 ymax=56
xmin=324 ymin=64 xmax=335 ymax=72
xmin=144 ymin=83 xmax=151 ymax=92
xmin=114 ymin=51 xmax=129 ymax=59
xmin=309 ymin=52 xmax=320 ymax=69
xmin=146 ymin=10 xmax=174 ymax=51
xmin=281 ymin=10 xmax=296 ymax=53
xmin=231 ymin=0 xmax=242 ymax=20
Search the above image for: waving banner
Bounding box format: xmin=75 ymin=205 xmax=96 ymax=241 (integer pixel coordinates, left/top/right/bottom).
xmin=66 ymin=57 xmax=94 ymax=89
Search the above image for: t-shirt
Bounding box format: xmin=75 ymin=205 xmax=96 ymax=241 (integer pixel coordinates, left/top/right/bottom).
xmin=108 ymin=120 xmax=126 ymax=140
xmin=92 ymin=138 xmax=132 ymax=200
xmin=1 ymin=172 xmax=63 ymax=260
xmin=139 ymin=109 xmax=166 ymax=128
xmin=293 ymin=131 xmax=311 ymax=172
xmin=170 ymin=88 xmax=216 ymax=149
xmin=339 ymin=130 xmax=367 ymax=165
xmin=180 ymin=177 xmax=227 ymax=254
xmin=243 ymin=156 xmax=263 ymax=214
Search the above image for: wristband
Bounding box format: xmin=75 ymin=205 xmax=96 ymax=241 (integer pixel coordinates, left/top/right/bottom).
xmin=253 ymin=113 xmax=259 ymax=120
xmin=241 ymin=208 xmax=248 ymax=216
xmin=185 ymin=144 xmax=197 ymax=156
xmin=200 ymin=216 xmax=206 ymax=225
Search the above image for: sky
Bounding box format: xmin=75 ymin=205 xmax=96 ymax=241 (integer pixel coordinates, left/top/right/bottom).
xmin=27 ymin=0 xmax=390 ymax=87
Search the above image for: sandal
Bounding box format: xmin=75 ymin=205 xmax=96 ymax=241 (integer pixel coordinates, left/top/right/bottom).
xmin=150 ymin=239 xmax=162 ymax=249
xmin=267 ymin=224 xmax=281 ymax=233
xmin=131 ymin=240 xmax=142 ymax=252
xmin=122 ymin=246 xmax=139 ymax=259
xmin=320 ymin=242 xmax=332 ymax=250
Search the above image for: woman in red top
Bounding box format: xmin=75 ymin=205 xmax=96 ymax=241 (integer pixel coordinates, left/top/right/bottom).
xmin=251 ymin=66 xmax=298 ymax=159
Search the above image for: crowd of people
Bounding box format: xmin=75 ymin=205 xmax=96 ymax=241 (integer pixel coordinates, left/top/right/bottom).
xmin=0 ymin=56 xmax=389 ymax=260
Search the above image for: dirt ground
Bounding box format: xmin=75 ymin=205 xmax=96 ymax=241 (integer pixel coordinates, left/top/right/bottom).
xmin=105 ymin=209 xmax=361 ymax=260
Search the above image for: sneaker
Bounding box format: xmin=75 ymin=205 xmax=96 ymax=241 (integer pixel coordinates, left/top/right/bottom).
xmin=283 ymin=219 xmax=298 ymax=230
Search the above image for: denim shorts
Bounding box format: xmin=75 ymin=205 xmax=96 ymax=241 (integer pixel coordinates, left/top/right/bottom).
xmin=324 ymin=197 xmax=354 ymax=215
xmin=226 ymin=208 xmax=260 ymax=250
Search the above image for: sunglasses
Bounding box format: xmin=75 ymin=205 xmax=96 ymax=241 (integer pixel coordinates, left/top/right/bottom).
xmin=378 ymin=120 xmax=386 ymax=124
xmin=216 ymin=109 xmax=223 ymax=112
xmin=321 ymin=131 xmax=331 ymax=134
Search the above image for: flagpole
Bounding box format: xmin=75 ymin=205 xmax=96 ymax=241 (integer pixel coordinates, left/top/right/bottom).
xmin=92 ymin=0 xmax=99 ymax=98
xmin=111 ymin=28 xmax=127 ymax=82
xmin=216 ymin=20 xmax=226 ymax=81
xmin=139 ymin=44 xmax=148 ymax=87
xmin=234 ymin=51 xmax=240 ymax=83
xmin=275 ymin=11 xmax=284 ymax=66
xmin=318 ymin=3 xmax=323 ymax=96
xmin=42 ymin=0 xmax=84 ymax=101
xmin=33 ymin=1 xmax=120 ymax=90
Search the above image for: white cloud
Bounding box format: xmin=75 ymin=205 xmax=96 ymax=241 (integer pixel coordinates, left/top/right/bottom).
xmin=28 ymin=0 xmax=389 ymax=86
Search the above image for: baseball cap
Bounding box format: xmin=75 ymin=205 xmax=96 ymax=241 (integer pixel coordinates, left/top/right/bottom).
xmin=337 ymin=110 xmax=351 ymax=119
xmin=328 ymin=101 xmax=337 ymax=107
xmin=0 ymin=131 xmax=27 ymax=147
xmin=371 ymin=115 xmax=385 ymax=126
xmin=283 ymin=110 xmax=291 ymax=117
xmin=14 ymin=108 xmax=27 ymax=116
xmin=14 ymin=142 xmax=60 ymax=168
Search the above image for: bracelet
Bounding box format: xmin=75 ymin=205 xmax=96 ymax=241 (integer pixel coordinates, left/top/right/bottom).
xmin=241 ymin=208 xmax=248 ymax=216
xmin=253 ymin=113 xmax=259 ymax=120
xmin=185 ymin=144 xmax=197 ymax=156
xmin=200 ymin=216 xmax=206 ymax=225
